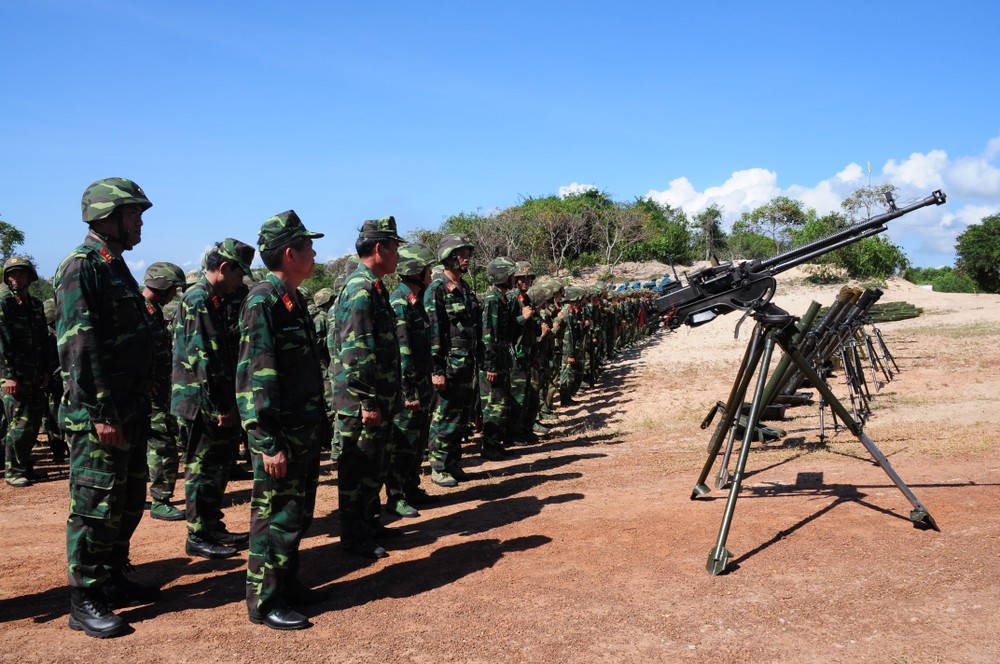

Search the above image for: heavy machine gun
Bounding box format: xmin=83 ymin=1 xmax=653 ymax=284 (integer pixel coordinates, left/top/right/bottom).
xmin=654 ymin=190 xmax=947 ymax=328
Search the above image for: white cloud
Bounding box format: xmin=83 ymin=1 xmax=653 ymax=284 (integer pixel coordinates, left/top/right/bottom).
xmin=558 ymin=182 xmax=597 ymax=198
xmin=643 ymin=135 xmax=1000 ymax=266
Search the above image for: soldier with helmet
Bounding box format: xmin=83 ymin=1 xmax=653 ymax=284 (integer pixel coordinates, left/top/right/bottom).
xmin=1 ymin=256 xmax=52 ymax=486
xmin=480 ymin=256 xmax=519 ymax=460
xmin=40 ymin=298 xmax=68 ymax=463
xmin=55 ymin=177 xmax=161 ymax=637
xmin=140 ymin=262 xmax=187 ymax=521
xmin=424 ymin=234 xmax=480 ymax=487
xmin=385 ymin=243 xmax=439 ymax=518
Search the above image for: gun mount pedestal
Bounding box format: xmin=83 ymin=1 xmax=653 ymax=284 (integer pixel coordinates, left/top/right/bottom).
xmin=694 ymin=302 xmax=938 ymax=576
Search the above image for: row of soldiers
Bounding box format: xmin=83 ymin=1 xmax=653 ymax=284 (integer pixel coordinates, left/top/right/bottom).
xmin=1 ymin=177 xmax=661 ymax=637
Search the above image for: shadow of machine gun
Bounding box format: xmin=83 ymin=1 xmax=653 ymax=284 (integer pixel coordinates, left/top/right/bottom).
xmin=651 ymin=189 xmax=947 ymax=575
xmin=654 ymin=189 xmax=947 ymax=329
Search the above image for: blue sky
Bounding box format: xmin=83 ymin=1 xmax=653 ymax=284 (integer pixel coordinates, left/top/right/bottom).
xmin=2 ymin=1 xmax=998 ymax=279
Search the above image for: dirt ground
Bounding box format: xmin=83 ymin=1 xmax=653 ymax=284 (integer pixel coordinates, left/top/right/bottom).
xmin=2 ymin=274 xmax=999 ymax=663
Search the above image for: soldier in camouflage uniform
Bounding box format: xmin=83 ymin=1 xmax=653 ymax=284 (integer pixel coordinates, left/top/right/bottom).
xmin=385 ymin=244 xmax=439 ymax=518
xmin=479 ymin=257 xmax=519 ymax=460
xmin=1 ymin=257 xmax=52 ymax=486
xmin=509 ymin=261 xmax=545 ymax=442
xmin=237 ymin=210 xmax=327 ymax=631
xmin=140 ymin=262 xmax=186 ymax=521
xmin=329 ymin=217 xmax=403 ymax=559
xmin=41 ymin=298 xmax=68 ymax=463
xmin=172 ymin=238 xmax=255 ymax=559
xmin=56 ymin=178 xmax=160 ymax=638
xmin=558 ymin=286 xmax=584 ymax=406
xmin=424 ymin=234 xmax=480 ymax=487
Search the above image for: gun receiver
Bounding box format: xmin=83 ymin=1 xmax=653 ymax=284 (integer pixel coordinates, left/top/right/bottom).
xmin=654 ymin=189 xmax=947 ymax=328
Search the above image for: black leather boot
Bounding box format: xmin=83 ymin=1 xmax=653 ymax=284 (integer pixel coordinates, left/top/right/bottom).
xmin=68 ymin=587 xmax=129 ymax=638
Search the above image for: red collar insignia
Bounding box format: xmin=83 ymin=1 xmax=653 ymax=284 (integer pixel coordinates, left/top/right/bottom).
xmin=211 ymin=295 xmax=222 ymax=310
xmin=99 ymin=247 xmax=115 ymax=264
xmin=446 ymin=281 xmax=457 ymax=292
xmin=282 ymin=293 xmax=295 ymax=312
xmin=145 ymin=302 xmax=156 ymax=315
xmin=407 ymin=292 xmax=418 ymax=305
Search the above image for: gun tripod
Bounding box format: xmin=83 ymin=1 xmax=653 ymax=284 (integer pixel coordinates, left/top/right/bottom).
xmin=692 ymin=302 xmax=938 ymax=576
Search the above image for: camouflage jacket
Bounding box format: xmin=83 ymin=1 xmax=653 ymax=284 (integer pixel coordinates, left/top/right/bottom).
xmin=0 ymin=285 xmax=50 ymax=382
xmin=143 ymin=298 xmax=173 ymax=410
xmin=510 ymin=289 xmax=537 ymax=368
xmin=481 ymin=286 xmax=514 ymax=375
xmin=236 ymin=272 xmax=326 ymax=458
xmin=390 ymin=282 xmax=433 ymax=408
xmin=560 ymin=304 xmax=579 ymax=361
xmin=171 ymin=275 xmax=236 ymax=421
xmin=53 ymin=231 xmax=155 ymax=429
xmin=313 ymin=310 xmax=330 ymax=371
xmin=424 ymin=271 xmax=479 ymax=378
xmin=328 ymin=263 xmax=401 ymax=417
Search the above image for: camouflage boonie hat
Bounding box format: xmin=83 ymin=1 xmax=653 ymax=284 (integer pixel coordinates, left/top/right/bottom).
xmin=215 ymin=238 xmax=255 ymax=276
xmin=3 ymin=256 xmax=38 ymax=282
xmin=437 ymin=234 xmax=474 ymax=262
xmin=396 ymin=243 xmax=436 ymax=277
xmin=258 ymin=210 xmax=324 ymax=252
xmin=143 ymin=261 xmax=185 ymax=290
xmin=359 ymin=216 xmax=405 ymax=243
xmin=81 ymin=177 xmax=152 ymax=223
xmin=313 ymin=287 xmax=335 ymax=309
xmin=515 ymin=261 xmax=535 ymax=278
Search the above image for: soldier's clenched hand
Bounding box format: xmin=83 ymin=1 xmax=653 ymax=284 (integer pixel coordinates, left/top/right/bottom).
xmin=432 ymin=374 xmax=447 ymax=391
xmin=362 ymin=408 xmax=382 ymax=427
xmin=263 ymin=450 xmax=287 ymax=479
xmin=95 ymin=422 xmax=126 ymax=449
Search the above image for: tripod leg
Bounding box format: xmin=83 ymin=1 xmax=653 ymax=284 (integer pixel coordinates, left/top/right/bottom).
xmin=876 ymin=327 xmax=899 ymax=374
xmin=707 ymin=331 xmax=777 ymax=575
xmin=692 ymin=324 xmax=767 ymax=499
xmin=782 ymin=339 xmax=938 ymax=530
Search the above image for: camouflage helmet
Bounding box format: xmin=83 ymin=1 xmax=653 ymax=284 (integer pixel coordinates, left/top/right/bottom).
xmin=3 ymin=256 xmax=38 ymax=283
xmin=298 ymin=285 xmax=314 ymax=304
xmin=486 ymin=257 xmax=517 ymax=286
xmin=162 ymin=298 xmax=180 ymax=323
xmin=81 ymin=177 xmax=152 ymax=223
xmin=185 ymin=269 xmax=202 ymax=289
xmin=527 ymin=282 xmax=550 ymax=306
xmin=143 ymin=261 xmax=185 ymax=291
xmin=313 ymin=287 xmax=335 ymax=309
xmin=437 ymin=234 xmax=474 ymax=262
xmin=396 ymin=243 xmax=437 ymax=277
xmin=43 ymin=298 xmax=56 ymax=325
xmin=514 ymin=261 xmax=536 ymax=279
xmin=562 ymin=285 xmax=584 ymax=303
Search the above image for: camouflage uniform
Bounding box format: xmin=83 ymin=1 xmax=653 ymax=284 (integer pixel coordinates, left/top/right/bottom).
xmin=171 ymin=239 xmax=254 ymax=545
xmin=237 ymin=210 xmax=325 ymax=623
xmin=425 ymin=235 xmax=479 ymax=484
xmin=142 ymin=262 xmax=185 ymax=520
xmin=1 ymin=257 xmax=51 ymax=484
xmin=509 ymin=262 xmax=538 ymax=442
xmin=387 ymin=244 xmax=436 ymax=512
xmin=57 ymin=199 xmax=155 ymax=595
xmin=329 ymin=218 xmax=403 ymax=551
xmin=41 ymin=298 xmax=67 ymax=462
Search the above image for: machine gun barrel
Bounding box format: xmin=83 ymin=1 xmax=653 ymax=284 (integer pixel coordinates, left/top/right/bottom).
xmin=654 ymin=189 xmax=946 ymax=328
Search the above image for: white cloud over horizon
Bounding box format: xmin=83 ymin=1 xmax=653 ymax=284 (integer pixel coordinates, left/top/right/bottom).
xmin=559 ymin=182 xmax=597 ymax=198
xmin=640 ymin=135 xmax=1000 ymax=267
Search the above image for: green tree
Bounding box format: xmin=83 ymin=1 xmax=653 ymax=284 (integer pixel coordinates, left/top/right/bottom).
xmin=738 ymin=197 xmax=811 ymax=252
xmin=0 ymin=216 xmax=26 ymax=261
xmin=691 ymin=204 xmax=727 ymax=261
xmin=955 ymin=214 xmax=1000 ymax=293
xmin=728 ymin=218 xmax=777 ymax=259
xmin=840 ymin=184 xmax=898 ymax=222
xmin=624 ymin=199 xmax=693 ymax=263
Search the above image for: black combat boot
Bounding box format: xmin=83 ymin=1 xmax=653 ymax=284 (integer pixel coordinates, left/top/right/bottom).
xmin=69 ymin=587 xmax=129 ymax=638
xmin=103 ymin=565 xmax=161 ymax=608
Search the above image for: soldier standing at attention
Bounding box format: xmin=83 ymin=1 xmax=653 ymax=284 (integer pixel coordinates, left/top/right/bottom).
xmin=140 ymin=262 xmax=186 ymax=521
xmin=329 ymin=217 xmax=403 ymax=559
xmin=479 ymin=257 xmax=519 ymax=460
xmin=385 ymin=244 xmax=439 ymax=518
xmin=424 ymin=235 xmax=479 ymax=487
xmin=1 ymin=256 xmax=51 ymax=486
xmin=56 ymin=178 xmax=160 ymax=638
xmin=237 ymin=210 xmax=327 ymax=630
xmin=172 ymin=238 xmax=255 ymax=559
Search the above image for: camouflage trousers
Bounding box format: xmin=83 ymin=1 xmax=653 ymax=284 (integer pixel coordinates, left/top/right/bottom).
xmin=66 ymin=418 xmax=149 ymax=588
xmin=336 ymin=413 xmax=391 ymax=547
xmin=180 ymin=415 xmax=236 ymax=537
xmin=478 ymin=370 xmax=511 ymax=450
xmin=3 ymin=381 xmax=43 ymax=480
xmin=246 ymin=426 xmax=321 ymax=619
xmin=147 ymin=403 xmax=180 ymax=503
xmin=387 ymin=406 xmax=430 ymax=498
xmin=428 ymin=370 xmax=476 ymax=472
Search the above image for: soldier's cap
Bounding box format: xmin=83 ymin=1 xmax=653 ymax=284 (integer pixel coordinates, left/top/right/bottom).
xmin=515 ymin=261 xmax=535 ymax=278
xmin=215 ymin=238 xmax=255 ymax=277
xmin=359 ymin=216 xmax=405 ymax=243
xmin=259 ymin=210 xmax=324 ymax=252
xmin=185 ymin=268 xmax=202 ymax=288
